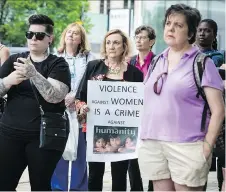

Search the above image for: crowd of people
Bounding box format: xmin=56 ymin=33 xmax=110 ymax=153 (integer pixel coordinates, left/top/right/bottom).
xmin=0 ymin=3 xmax=225 ymax=192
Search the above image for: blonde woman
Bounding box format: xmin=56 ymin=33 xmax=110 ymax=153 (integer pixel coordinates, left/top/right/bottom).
xmin=75 ymin=29 xmax=143 ymax=191
xmin=51 ymin=22 xmax=95 ymax=191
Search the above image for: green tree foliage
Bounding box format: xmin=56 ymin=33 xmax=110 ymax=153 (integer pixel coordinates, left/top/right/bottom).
xmin=0 ymin=0 xmax=92 ymax=47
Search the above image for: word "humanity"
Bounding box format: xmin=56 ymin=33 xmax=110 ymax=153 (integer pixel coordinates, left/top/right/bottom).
xmin=95 ymin=126 xmax=136 ymax=136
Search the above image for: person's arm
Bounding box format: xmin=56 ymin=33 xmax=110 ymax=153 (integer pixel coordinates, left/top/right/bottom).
xmin=0 ymin=47 xmax=10 ymax=65
xmin=0 ymin=71 xmax=27 ymax=97
xmin=0 ymin=79 xmax=10 ymax=97
xmin=14 ymin=57 xmax=70 ymax=103
xmin=31 ymin=74 xmax=69 ymax=103
xmin=201 ymin=58 xmax=225 ymax=158
xmin=203 ymin=87 xmax=224 ymax=152
xmin=0 ymin=54 xmax=25 ymax=97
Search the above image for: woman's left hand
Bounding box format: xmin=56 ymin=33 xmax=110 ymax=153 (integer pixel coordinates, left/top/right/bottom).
xmin=14 ymin=57 xmax=37 ymax=78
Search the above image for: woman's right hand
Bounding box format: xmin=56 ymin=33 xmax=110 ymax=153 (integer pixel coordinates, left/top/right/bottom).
xmin=3 ymin=70 xmax=27 ymax=87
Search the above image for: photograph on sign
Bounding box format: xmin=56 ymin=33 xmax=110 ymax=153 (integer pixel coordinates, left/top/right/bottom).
xmin=93 ymin=126 xmax=138 ymax=154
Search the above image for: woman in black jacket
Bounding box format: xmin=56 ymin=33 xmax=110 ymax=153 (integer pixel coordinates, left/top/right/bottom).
xmin=75 ymin=29 xmax=143 ymax=191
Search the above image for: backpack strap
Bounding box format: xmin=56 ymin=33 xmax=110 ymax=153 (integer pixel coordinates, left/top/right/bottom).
xmin=129 ymin=55 xmax=137 ymax=66
xmin=193 ymin=52 xmax=209 ymax=132
xmin=150 ymin=54 xmax=161 ymax=72
xmin=143 ymin=54 xmax=161 ymax=84
xmin=220 ymin=50 xmax=225 ymax=63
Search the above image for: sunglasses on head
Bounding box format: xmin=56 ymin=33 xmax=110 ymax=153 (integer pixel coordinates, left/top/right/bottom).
xmin=25 ymin=31 xmax=50 ymax=40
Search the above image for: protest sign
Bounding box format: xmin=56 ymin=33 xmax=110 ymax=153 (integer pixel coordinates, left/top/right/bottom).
xmin=86 ymin=81 xmax=144 ymax=162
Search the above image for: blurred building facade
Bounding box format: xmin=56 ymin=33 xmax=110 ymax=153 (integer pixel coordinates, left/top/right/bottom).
xmin=87 ymin=0 xmax=225 ymax=55
xmin=134 ymin=0 xmax=225 ymax=54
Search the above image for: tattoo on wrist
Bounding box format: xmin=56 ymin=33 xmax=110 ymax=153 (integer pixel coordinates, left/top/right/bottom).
xmin=25 ymin=64 xmax=37 ymax=78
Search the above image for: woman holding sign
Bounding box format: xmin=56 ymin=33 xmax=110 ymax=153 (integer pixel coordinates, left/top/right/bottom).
xmin=75 ymin=29 xmax=143 ymax=191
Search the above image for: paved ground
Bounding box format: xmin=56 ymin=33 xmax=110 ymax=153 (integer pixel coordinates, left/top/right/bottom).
xmin=17 ymin=163 xmax=219 ymax=191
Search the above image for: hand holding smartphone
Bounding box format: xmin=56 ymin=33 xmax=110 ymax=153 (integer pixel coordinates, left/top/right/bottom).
xmin=17 ymin=58 xmax=25 ymax=64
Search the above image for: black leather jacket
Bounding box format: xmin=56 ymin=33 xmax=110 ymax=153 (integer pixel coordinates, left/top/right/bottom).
xmin=76 ymin=59 xmax=143 ymax=103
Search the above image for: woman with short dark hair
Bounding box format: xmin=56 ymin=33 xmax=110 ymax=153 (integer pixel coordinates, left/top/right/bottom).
xmin=138 ymin=4 xmax=224 ymax=191
xmin=0 ymin=14 xmax=71 ymax=190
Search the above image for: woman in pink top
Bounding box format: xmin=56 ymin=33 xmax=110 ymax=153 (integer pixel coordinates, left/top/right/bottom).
xmin=138 ymin=4 xmax=225 ymax=191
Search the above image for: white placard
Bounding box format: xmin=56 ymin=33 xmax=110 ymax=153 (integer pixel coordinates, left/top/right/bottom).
xmin=108 ymin=9 xmax=130 ymax=35
xmin=86 ymin=81 xmax=144 ymax=162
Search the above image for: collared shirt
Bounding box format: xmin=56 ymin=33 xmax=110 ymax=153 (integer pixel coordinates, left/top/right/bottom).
xmin=135 ymin=51 xmax=154 ymax=78
xmin=140 ymin=46 xmax=223 ymax=142
xmin=57 ymin=52 xmax=95 ymax=93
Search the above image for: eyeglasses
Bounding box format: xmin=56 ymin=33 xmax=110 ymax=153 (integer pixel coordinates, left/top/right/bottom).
xmin=25 ymin=31 xmax=50 ymax=40
xmin=134 ymin=36 xmax=149 ymax=41
xmin=153 ymin=72 xmax=167 ymax=95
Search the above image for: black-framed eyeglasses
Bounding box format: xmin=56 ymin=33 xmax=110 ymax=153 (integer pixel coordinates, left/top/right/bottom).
xmin=25 ymin=31 xmax=50 ymax=41
xmin=153 ymin=72 xmax=167 ymax=95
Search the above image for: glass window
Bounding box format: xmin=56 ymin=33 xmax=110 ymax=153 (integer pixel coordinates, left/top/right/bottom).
xmin=141 ymin=0 xmax=225 ymax=54
xmin=141 ymin=1 xmax=166 ymax=54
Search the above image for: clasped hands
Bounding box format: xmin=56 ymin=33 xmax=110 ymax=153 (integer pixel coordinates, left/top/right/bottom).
xmin=4 ymin=57 xmax=38 ymax=86
xmin=14 ymin=57 xmax=37 ymax=79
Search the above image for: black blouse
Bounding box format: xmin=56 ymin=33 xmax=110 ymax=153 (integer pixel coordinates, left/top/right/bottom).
xmin=76 ymin=59 xmax=143 ymax=103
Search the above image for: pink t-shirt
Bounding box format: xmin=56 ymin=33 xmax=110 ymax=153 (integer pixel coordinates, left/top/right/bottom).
xmin=135 ymin=51 xmax=154 ymax=78
xmin=140 ymin=46 xmax=224 ymax=142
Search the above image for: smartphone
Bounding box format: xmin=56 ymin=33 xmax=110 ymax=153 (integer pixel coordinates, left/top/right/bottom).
xmin=17 ymin=58 xmax=25 ymax=64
